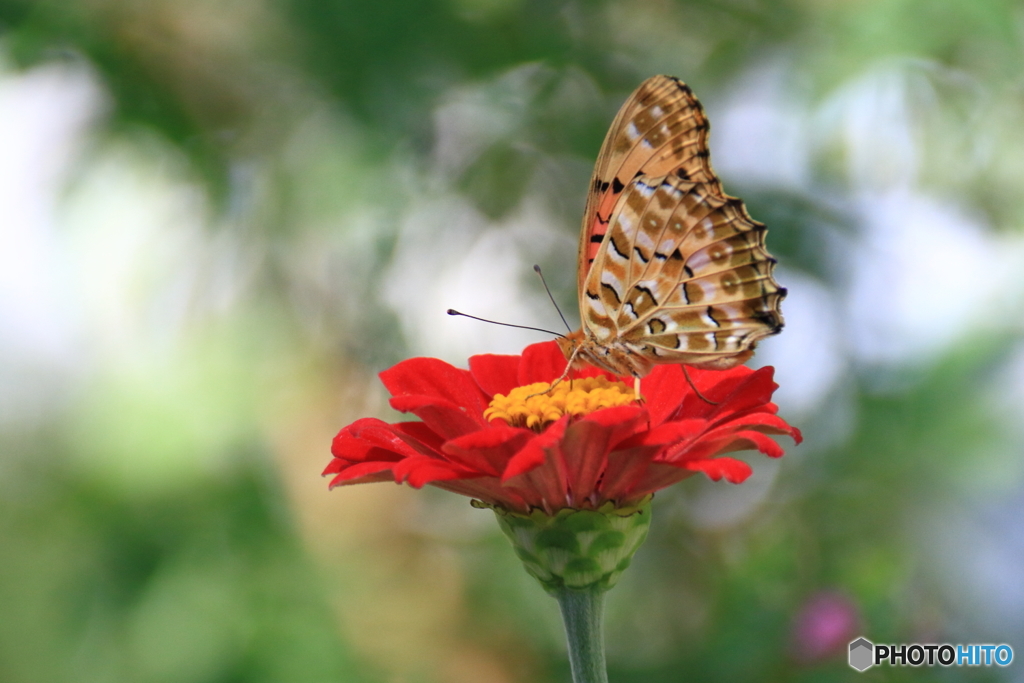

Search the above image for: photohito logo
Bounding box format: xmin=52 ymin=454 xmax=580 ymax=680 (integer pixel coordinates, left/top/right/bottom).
xmin=848 ymin=637 xmax=1013 ymax=671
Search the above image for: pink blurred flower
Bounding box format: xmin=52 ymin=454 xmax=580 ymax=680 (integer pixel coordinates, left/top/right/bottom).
xmin=791 ymin=591 xmax=862 ymax=662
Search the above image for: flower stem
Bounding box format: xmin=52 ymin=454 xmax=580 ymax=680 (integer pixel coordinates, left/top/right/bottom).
xmin=554 ymin=585 xmax=608 ymax=683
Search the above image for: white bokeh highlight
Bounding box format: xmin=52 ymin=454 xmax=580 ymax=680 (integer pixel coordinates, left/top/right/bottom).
xmin=384 ymin=195 xmax=563 ymax=364
xmin=845 ymin=189 xmax=1024 ymax=366
xmin=0 ymin=60 xmax=104 ymax=423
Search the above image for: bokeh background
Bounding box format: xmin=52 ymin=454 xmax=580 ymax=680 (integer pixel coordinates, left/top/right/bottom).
xmin=3 ymin=1 xmax=1024 ymax=682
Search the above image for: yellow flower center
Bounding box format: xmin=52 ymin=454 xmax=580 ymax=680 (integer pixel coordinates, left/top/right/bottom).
xmin=484 ymin=376 xmax=637 ymax=430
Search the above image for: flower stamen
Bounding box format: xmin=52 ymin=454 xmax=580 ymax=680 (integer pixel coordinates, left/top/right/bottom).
xmin=484 ymin=376 xmax=637 ymax=430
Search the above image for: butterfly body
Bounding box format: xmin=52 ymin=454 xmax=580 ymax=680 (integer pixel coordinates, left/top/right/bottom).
xmin=559 ymin=76 xmax=785 ymax=379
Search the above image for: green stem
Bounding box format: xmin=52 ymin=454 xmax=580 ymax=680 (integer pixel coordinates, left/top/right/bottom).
xmin=554 ymin=585 xmax=608 ymax=683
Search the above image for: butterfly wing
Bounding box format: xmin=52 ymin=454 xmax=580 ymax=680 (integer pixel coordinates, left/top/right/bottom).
xmin=581 ymin=174 xmax=784 ymax=369
xmin=577 ymin=75 xmax=717 ymax=296
xmin=576 ymin=76 xmax=784 ymax=372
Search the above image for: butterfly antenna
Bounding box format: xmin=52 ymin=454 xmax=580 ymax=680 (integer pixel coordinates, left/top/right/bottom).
xmin=683 ymin=365 xmax=719 ymax=405
xmin=447 ymin=309 xmax=565 ymax=338
xmin=533 ymin=264 xmax=573 ymax=333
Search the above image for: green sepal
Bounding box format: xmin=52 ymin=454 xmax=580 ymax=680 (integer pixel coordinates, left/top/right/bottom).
xmin=474 ymin=497 xmax=653 ymax=593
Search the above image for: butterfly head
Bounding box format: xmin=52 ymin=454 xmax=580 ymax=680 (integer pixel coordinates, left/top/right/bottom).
xmin=555 ymin=329 xmax=586 ymax=367
xmin=556 ymin=328 xmax=656 ymax=379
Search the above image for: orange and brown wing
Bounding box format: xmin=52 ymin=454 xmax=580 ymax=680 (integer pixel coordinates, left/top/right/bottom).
xmin=577 ymin=75 xmax=719 ymax=296
xmin=581 ymin=173 xmax=785 ymax=369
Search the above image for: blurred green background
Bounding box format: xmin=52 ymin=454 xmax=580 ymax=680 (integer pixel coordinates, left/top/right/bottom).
xmin=2 ymin=1 xmax=1024 ymax=681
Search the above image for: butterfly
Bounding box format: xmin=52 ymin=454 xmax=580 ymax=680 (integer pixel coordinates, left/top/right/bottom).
xmin=554 ymin=75 xmax=785 ymax=381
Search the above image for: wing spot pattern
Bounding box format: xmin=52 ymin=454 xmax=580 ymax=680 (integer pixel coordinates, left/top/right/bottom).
xmin=720 ymin=273 xmax=738 ymax=294
xmin=600 ymin=282 xmax=621 ymax=304
xmin=634 ymin=230 xmax=655 ymax=251
xmin=635 ymin=179 xmax=657 ymax=198
xmin=572 ymin=75 xmax=784 ymax=375
xmin=709 ymin=244 xmax=732 ymax=263
xmin=647 ymin=318 xmax=667 ymax=334
xmin=608 ymin=236 xmax=629 ymax=260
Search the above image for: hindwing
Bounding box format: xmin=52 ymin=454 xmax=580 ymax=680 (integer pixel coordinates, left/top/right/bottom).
xmin=581 ymin=174 xmax=783 ymax=367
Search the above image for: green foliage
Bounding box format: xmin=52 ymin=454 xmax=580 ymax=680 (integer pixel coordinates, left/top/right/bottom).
xmin=0 ymin=450 xmax=374 ymax=683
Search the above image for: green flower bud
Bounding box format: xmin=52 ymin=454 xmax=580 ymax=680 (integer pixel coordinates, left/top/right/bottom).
xmin=476 ymin=497 xmax=652 ymax=593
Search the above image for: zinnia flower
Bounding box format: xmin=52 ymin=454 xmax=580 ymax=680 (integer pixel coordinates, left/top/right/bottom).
xmin=326 ymin=340 xmax=801 ymax=683
xmin=325 ymin=340 xmax=801 ymax=515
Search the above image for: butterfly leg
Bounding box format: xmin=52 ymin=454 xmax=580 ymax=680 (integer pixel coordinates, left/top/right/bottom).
xmin=524 ymin=349 xmax=577 ymax=399
xmin=524 ymin=340 xmax=585 ymax=398
xmin=626 ymin=374 xmax=651 ymax=428
xmin=682 ymin=365 xmax=719 ymax=405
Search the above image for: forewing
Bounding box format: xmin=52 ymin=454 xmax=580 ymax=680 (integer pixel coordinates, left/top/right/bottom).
xmin=581 ymin=174 xmax=785 ymax=368
xmin=577 ymin=75 xmax=718 ymax=296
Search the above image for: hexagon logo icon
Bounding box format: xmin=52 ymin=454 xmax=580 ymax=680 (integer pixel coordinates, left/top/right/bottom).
xmin=849 ymin=637 xmax=874 ymax=671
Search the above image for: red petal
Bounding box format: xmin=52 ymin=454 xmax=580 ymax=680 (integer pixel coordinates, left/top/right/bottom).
xmin=326 ymin=461 xmax=398 ymax=487
xmin=670 ymin=431 xmax=783 ymax=464
xmin=518 ymin=341 xmax=568 ymax=385
xmin=631 ymin=418 xmax=706 ymax=446
xmin=443 ymin=424 xmax=533 ymax=476
xmin=469 ymin=353 xmax=521 ymax=397
xmin=326 ymin=438 xmax=374 ymax=467
xmin=324 ymin=446 xmax=404 ymax=474
xmin=722 ymin=412 xmax=802 ymax=438
xmin=725 ymin=431 xmax=787 ymax=457
xmin=598 ymin=444 xmax=668 ymax=501
xmin=661 ymin=366 xmax=750 ymax=420
xmin=431 ymin=478 xmax=530 ymax=511
xmin=700 ymin=427 xmax=787 ymax=457
xmin=331 ymin=418 xmax=424 ymax=461
xmin=639 ymin=365 xmax=687 ymax=426
xmin=393 ymin=457 xmax=472 ymax=487
xmin=503 ymin=416 xmax=569 ymax=480
xmin=391 ymin=421 xmax=446 ymax=452
xmin=581 ymin=404 xmax=647 ymax=438
xmin=380 ymin=356 xmax=490 ymax=417
xmin=686 ymin=457 xmax=753 ymax=483
xmin=557 ymin=420 xmax=612 ymax=504
xmin=389 ymin=394 xmax=484 ymax=438
xmin=555 ymin=406 xmax=646 ymax=505
xmin=711 ymin=366 xmax=779 ymax=417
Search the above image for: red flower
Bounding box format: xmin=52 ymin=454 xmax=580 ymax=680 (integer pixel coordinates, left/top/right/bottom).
xmin=325 ymin=341 xmax=801 ymax=514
